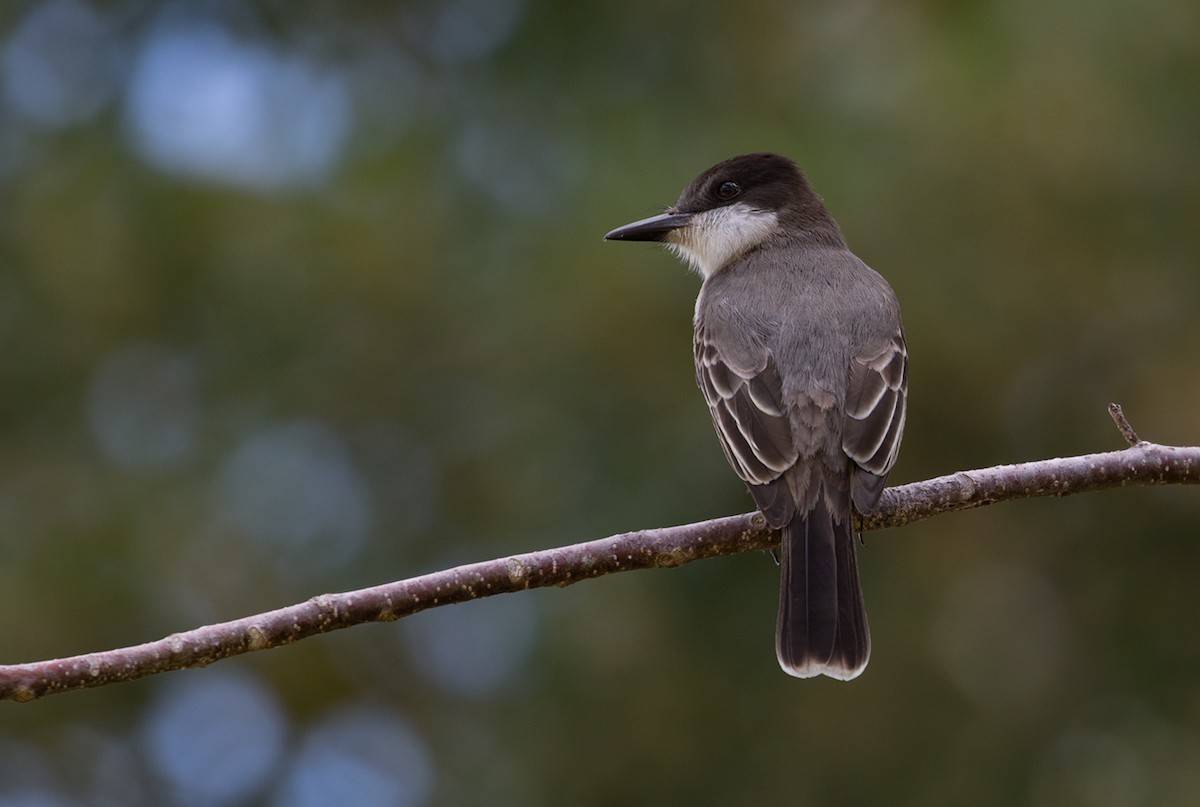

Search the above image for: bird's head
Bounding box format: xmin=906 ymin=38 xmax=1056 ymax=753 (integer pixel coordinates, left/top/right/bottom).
xmin=604 ymin=152 xmax=841 ymax=277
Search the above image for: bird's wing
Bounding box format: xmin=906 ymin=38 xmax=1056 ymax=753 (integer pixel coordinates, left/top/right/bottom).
xmin=694 ymin=326 xmax=799 ymax=512
xmin=841 ymin=331 xmax=908 ymax=512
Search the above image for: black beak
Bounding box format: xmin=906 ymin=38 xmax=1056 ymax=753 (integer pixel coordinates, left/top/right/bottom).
xmin=604 ymin=212 xmax=694 ymax=242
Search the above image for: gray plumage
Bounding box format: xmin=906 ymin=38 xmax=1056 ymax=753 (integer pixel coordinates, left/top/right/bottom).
xmin=606 ymin=153 xmax=907 ymax=680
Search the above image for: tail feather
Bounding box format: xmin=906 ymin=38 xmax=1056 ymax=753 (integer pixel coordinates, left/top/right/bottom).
xmin=775 ymin=494 xmax=871 ymax=680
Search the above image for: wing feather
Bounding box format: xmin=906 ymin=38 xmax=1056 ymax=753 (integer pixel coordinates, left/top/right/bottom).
xmin=842 ymin=332 xmax=908 ymax=511
xmin=695 ymin=328 xmax=798 ymax=489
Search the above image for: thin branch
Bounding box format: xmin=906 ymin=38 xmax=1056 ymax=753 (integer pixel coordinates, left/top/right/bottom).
xmin=2 ymin=415 xmax=1197 ymax=701
xmin=1108 ymin=402 xmax=1141 ymax=446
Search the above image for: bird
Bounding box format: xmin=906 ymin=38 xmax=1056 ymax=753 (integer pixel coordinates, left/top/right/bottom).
xmin=604 ymin=152 xmax=907 ymax=680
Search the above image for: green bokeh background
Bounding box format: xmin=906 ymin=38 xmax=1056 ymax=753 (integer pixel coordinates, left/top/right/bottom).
xmin=3 ymin=0 xmax=1200 ymax=804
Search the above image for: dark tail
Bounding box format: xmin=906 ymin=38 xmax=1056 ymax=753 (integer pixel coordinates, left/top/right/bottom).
xmin=775 ymin=493 xmax=871 ymax=680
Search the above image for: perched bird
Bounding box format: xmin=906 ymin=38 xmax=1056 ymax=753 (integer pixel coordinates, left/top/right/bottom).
xmin=605 ymin=153 xmax=907 ymax=680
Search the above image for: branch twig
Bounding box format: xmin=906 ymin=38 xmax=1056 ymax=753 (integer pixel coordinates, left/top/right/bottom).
xmin=1108 ymin=402 xmax=1141 ymax=446
xmin=2 ymin=411 xmax=1196 ymax=702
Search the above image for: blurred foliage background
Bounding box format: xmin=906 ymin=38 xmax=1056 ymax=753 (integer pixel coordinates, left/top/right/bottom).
xmin=2 ymin=0 xmax=1199 ymax=804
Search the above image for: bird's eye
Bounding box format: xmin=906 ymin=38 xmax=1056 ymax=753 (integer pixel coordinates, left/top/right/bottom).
xmin=717 ymin=181 xmax=741 ymax=200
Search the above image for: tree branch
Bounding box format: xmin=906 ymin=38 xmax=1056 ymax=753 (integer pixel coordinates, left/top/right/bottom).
xmin=2 ymin=407 xmax=1197 ymax=702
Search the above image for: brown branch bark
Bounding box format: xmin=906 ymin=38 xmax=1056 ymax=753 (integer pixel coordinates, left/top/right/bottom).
xmin=2 ymin=408 xmax=1197 ymax=702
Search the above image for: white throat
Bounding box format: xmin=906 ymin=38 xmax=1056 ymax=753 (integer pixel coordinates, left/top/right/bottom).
xmin=665 ymin=203 xmax=780 ymax=278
